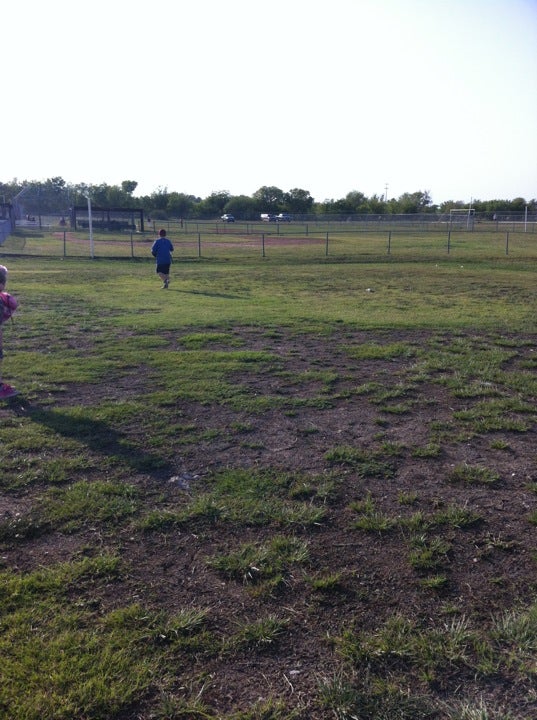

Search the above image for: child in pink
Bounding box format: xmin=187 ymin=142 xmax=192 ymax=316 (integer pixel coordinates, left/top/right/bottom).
xmin=0 ymin=265 xmax=18 ymax=399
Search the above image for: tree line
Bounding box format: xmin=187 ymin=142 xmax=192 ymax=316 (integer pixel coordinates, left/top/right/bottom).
xmin=1 ymin=177 xmax=534 ymax=220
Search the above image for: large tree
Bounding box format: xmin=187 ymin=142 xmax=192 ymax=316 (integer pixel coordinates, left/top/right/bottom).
xmin=223 ymin=195 xmax=258 ymax=220
xmin=395 ymin=190 xmax=433 ymax=214
xmin=316 ymin=197 xmax=354 ymax=215
xmin=121 ymin=180 xmax=138 ymax=196
xmin=252 ymin=186 xmax=285 ymax=212
xmin=283 ymin=188 xmax=314 ymax=214
xmin=166 ymin=192 xmax=197 ymax=218
xmin=195 ymin=191 xmax=231 ymax=219
xmin=344 ymin=191 xmax=369 ymax=213
xmin=367 ymin=194 xmax=387 ymax=214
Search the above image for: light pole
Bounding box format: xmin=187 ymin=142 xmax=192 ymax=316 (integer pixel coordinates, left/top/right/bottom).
xmin=83 ymin=192 xmax=94 ymax=259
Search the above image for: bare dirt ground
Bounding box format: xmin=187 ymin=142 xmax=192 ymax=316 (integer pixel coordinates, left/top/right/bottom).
xmin=2 ymin=327 xmax=537 ymax=718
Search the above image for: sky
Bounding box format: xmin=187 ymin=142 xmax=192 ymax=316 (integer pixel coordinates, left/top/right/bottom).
xmin=2 ymin=0 xmax=536 ymax=205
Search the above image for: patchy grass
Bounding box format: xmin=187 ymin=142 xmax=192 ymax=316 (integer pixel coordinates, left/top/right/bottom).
xmin=1 ymin=256 xmax=537 ymax=718
xmin=447 ymin=464 xmax=501 ymax=486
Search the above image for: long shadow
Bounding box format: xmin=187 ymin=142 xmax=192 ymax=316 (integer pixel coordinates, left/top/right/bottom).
xmin=174 ymin=289 xmax=245 ymax=299
xmin=21 ymin=401 xmax=174 ymax=478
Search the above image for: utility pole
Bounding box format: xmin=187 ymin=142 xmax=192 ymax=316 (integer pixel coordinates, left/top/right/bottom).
xmin=384 ymin=183 xmax=389 ymax=202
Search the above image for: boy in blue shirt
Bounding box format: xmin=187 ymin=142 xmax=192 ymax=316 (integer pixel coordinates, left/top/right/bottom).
xmin=151 ymin=229 xmax=174 ymax=289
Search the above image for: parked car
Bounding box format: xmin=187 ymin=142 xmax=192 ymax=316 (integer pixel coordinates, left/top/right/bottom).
xmin=260 ymin=213 xmax=277 ymax=222
xmin=221 ymin=214 xmax=235 ymax=222
xmin=276 ymin=213 xmax=292 ymax=222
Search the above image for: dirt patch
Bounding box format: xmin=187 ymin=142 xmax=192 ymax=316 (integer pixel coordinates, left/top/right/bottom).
xmin=1 ymin=327 xmax=537 ymax=718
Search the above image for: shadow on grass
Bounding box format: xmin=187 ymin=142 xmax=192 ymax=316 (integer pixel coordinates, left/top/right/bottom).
xmin=174 ymin=289 xmax=245 ymax=299
xmin=22 ymin=403 xmax=173 ymax=477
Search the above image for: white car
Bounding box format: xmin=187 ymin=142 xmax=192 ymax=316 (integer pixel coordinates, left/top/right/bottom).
xmin=221 ymin=214 xmax=235 ymax=222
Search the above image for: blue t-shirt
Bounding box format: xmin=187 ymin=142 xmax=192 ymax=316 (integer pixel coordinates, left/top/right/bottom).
xmin=151 ymin=237 xmax=174 ymax=264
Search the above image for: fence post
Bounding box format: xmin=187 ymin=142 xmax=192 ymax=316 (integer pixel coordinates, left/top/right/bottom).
xmin=325 ymin=232 xmax=329 ymax=256
xmin=130 ymin=232 xmax=134 ymax=258
xmin=63 ymin=229 xmax=66 ymax=258
xmin=506 ymin=232 xmax=509 ymax=255
xmin=262 ymin=234 xmax=265 ymax=257
xmin=198 ymin=233 xmax=201 ymax=258
xmin=387 ymin=231 xmax=391 ymax=255
xmin=447 ymin=230 xmax=451 ymax=254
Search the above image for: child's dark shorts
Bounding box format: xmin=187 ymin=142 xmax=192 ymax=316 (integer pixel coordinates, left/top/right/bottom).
xmin=156 ymin=264 xmax=171 ymax=275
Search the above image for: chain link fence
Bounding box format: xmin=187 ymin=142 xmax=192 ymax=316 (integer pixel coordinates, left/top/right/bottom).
xmin=1 ymin=217 xmax=536 ymax=261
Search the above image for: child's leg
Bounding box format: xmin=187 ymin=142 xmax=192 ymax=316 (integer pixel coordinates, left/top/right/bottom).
xmin=0 ymin=329 xmax=17 ymax=397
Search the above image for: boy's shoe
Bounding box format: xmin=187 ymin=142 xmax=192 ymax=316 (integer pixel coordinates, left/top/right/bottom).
xmin=0 ymin=383 xmax=18 ymax=399
xmin=162 ymin=279 xmax=169 ymax=289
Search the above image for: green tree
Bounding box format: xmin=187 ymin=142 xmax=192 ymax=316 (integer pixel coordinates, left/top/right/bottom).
xmin=223 ymin=195 xmax=258 ymax=220
xmin=438 ymin=200 xmax=466 ymax=213
xmin=121 ymin=180 xmax=138 ymax=196
xmin=252 ymin=186 xmax=284 ymax=212
xmin=166 ymin=192 xmax=197 ymax=218
xmin=196 ymin=191 xmax=231 ymax=218
xmin=316 ymin=197 xmax=354 ymax=215
xmin=395 ymin=190 xmax=433 ymax=214
xmin=86 ymin=183 xmax=111 ymax=206
xmin=344 ymin=191 xmax=369 ymax=213
xmin=150 ymin=187 xmax=170 ymax=211
xmin=105 ymin=185 xmax=130 ymax=206
xmin=367 ymin=194 xmax=387 ymax=214
xmin=283 ymin=188 xmax=314 ymax=214
xmin=510 ymin=197 xmax=528 ymax=211
xmin=0 ymin=178 xmax=24 ymax=202
xmin=22 ymin=177 xmax=70 ymax=215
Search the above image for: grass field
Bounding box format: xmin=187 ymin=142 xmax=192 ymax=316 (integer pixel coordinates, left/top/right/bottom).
xmin=1 ymin=248 xmax=536 ymax=719
xmin=2 ymin=224 xmax=537 ymax=263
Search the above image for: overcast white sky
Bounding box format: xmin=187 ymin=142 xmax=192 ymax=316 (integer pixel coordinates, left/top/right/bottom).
xmin=2 ymin=0 xmax=536 ymax=204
